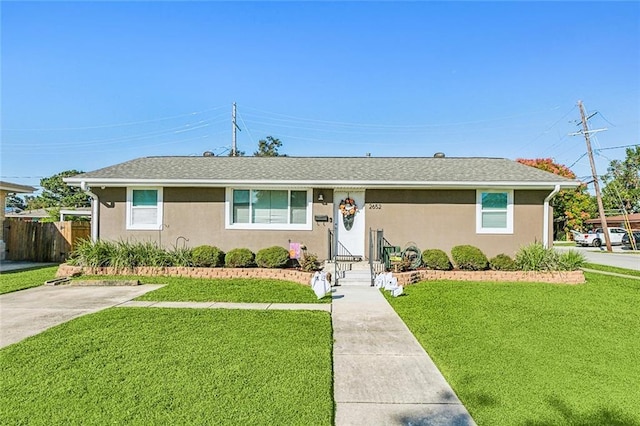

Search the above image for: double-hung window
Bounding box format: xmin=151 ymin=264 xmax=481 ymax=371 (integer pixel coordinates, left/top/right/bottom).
xmin=476 ymin=189 xmax=513 ymax=234
xmin=227 ymin=189 xmax=311 ymax=230
xmin=126 ymin=187 xmax=163 ymax=230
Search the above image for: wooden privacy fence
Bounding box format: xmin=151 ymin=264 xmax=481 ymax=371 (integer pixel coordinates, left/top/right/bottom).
xmin=3 ymin=220 xmax=90 ymax=262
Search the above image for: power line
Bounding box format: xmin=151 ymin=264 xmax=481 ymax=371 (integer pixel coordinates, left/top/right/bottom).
xmin=242 ymin=104 xmax=563 ymax=129
xmin=596 ymin=143 xmax=639 ymax=152
xmin=2 ymin=105 xmax=227 ymax=131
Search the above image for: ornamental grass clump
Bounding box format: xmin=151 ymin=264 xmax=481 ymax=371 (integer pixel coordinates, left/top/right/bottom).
xmin=225 ymin=248 xmax=255 ymax=268
xmin=451 ymin=245 xmax=488 ymax=270
xmin=557 ymin=249 xmax=586 ymax=271
xmin=514 ymin=242 xmax=564 ymax=271
xmin=489 ymin=254 xmax=518 ymax=271
xmin=421 ymin=249 xmax=452 ymax=270
xmin=191 ymin=245 xmax=225 ymax=267
xmin=68 ymin=238 xmax=114 ymax=267
xmin=255 ymin=246 xmax=290 ymax=268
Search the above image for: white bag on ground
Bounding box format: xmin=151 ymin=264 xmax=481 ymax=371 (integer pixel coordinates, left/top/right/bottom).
xmin=392 ymin=285 xmax=404 ymax=297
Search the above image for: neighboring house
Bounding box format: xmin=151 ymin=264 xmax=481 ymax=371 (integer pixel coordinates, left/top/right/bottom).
xmin=585 ymin=213 xmax=640 ymax=231
xmin=0 ymin=181 xmax=36 ymax=260
xmin=64 ymin=156 xmax=579 ymax=259
xmin=5 ymin=207 xmax=92 ymax=222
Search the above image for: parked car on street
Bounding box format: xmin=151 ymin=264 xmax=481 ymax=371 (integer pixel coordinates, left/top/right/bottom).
xmin=621 ymin=231 xmax=640 ymax=250
xmin=573 ymin=227 xmax=628 ymax=247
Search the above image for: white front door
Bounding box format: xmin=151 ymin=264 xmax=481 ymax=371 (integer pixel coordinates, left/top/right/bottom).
xmin=334 ymin=190 xmax=365 ymax=257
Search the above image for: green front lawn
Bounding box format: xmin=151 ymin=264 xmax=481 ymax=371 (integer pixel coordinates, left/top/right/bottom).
xmin=0 ymin=266 xmax=58 ymax=294
xmin=76 ymin=274 xmax=331 ymax=303
xmin=0 ymin=308 xmax=333 ymax=425
xmin=385 ymin=273 xmax=640 ymax=425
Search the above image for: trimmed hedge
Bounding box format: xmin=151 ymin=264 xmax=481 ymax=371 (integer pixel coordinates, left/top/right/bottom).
xmin=421 ymin=249 xmax=452 ymax=270
xmin=255 ymin=246 xmax=290 ymax=268
xmin=191 ymin=245 xmax=225 ymax=267
xmin=489 ymin=254 xmax=517 ymax=271
xmin=451 ymin=245 xmax=488 ymax=271
xmin=225 ymin=248 xmax=255 ymax=268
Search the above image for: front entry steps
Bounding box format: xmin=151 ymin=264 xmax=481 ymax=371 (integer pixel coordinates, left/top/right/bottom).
xmin=324 ymin=260 xmax=384 ymax=286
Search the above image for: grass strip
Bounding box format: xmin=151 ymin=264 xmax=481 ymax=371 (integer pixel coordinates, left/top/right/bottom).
xmin=76 ymin=274 xmax=331 ymax=303
xmin=0 ymin=266 xmax=59 ymax=294
xmin=583 ymin=262 xmax=640 ymax=278
xmin=0 ymin=308 xmax=333 ymax=425
xmin=385 ymin=272 xmax=640 ymax=425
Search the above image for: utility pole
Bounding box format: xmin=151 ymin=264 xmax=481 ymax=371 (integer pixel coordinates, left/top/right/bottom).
xmin=231 ymin=102 xmax=241 ymax=157
xmin=577 ymin=100 xmax=612 ymax=252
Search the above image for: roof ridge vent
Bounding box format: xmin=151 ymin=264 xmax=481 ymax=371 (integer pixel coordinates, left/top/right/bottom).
xmin=203 ymin=151 xmax=215 ymax=157
xmin=433 ymin=152 xmax=445 ymax=158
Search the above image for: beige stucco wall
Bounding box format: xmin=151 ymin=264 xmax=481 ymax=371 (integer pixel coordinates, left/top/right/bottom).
xmin=95 ymin=187 xmax=550 ymax=260
xmin=365 ymin=189 xmax=549 ymax=258
xmin=95 ymin=187 xmax=334 ymax=257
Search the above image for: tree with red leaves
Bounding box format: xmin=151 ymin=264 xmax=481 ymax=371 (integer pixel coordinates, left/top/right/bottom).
xmin=517 ymin=158 xmax=596 ymax=239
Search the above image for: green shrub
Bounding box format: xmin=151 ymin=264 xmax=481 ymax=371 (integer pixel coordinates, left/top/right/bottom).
xmin=514 ymin=242 xmax=560 ymax=271
xmin=299 ymin=252 xmax=321 ymax=272
xmin=225 ymin=248 xmax=255 ymax=268
xmin=489 ymin=254 xmax=518 ymax=271
xmin=421 ymin=249 xmax=452 ymax=270
xmin=558 ymin=250 xmax=586 ymax=271
xmin=191 ymin=245 xmax=225 ymax=267
xmin=255 ymin=246 xmax=290 ymax=268
xmin=451 ymin=245 xmax=488 ymax=270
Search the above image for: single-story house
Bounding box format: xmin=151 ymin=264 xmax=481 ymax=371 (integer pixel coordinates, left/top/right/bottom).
xmin=64 ymin=156 xmax=579 ymax=259
xmin=0 ymin=181 xmax=36 ymax=260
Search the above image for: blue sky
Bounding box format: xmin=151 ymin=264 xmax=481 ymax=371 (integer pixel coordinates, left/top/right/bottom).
xmin=2 ymin=1 xmax=638 ymax=192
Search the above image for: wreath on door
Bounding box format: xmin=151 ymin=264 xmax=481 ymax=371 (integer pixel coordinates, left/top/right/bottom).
xmin=339 ymin=197 xmax=358 ymax=231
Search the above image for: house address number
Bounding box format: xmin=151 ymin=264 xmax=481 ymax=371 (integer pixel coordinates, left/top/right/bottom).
xmin=368 ymin=203 xmax=382 ymax=209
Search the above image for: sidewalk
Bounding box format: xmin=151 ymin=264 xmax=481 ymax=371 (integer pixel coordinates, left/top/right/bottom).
xmin=332 ymin=284 xmax=475 ymax=425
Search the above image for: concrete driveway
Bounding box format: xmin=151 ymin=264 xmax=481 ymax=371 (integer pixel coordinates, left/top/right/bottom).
xmin=0 ymin=284 xmax=163 ymax=348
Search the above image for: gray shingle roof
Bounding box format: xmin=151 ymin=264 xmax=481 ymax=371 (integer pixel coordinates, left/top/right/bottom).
xmin=66 ymin=156 xmax=578 ymax=188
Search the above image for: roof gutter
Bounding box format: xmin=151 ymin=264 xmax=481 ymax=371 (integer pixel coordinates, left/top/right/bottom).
xmin=81 ymin=182 xmax=99 ymax=242
xmin=543 ymin=184 xmax=561 ymax=248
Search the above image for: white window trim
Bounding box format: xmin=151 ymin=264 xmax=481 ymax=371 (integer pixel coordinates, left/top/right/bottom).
xmin=225 ymin=188 xmax=313 ymax=230
xmin=126 ymin=187 xmax=163 ymax=230
xmin=476 ymin=189 xmax=514 ymax=234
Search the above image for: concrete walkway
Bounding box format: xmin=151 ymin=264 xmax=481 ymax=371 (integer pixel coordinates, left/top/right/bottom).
xmin=332 ymin=284 xmax=475 ymax=426
xmin=119 ymin=300 xmax=331 ymax=311
xmin=581 ymin=268 xmax=640 ymax=280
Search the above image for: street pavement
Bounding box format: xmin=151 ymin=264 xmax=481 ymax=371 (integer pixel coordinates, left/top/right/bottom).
xmin=554 ymin=245 xmax=639 ymax=271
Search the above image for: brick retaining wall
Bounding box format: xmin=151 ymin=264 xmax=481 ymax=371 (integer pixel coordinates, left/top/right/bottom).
xmin=56 ymin=264 xmax=315 ymax=286
xmin=393 ymin=269 xmax=585 ymax=285
xmin=57 ymin=264 xmax=585 ymax=285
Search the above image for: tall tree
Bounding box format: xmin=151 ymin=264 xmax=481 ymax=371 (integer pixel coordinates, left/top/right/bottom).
xmin=26 ymin=170 xmax=90 ymax=210
xmin=5 ymin=194 xmax=27 ymax=211
xmin=254 ymin=136 xmax=285 ymax=157
xmin=601 ymin=146 xmax=640 ymax=213
xmin=517 ymin=158 xmax=596 ymax=236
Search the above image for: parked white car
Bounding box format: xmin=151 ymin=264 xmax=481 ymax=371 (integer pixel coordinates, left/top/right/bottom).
xmin=573 ymin=227 xmax=629 ymax=247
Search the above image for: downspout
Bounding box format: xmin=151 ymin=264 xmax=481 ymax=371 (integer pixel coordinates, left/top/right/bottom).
xmin=80 ymin=181 xmax=99 ymax=242
xmin=543 ymin=185 xmax=561 ymax=249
